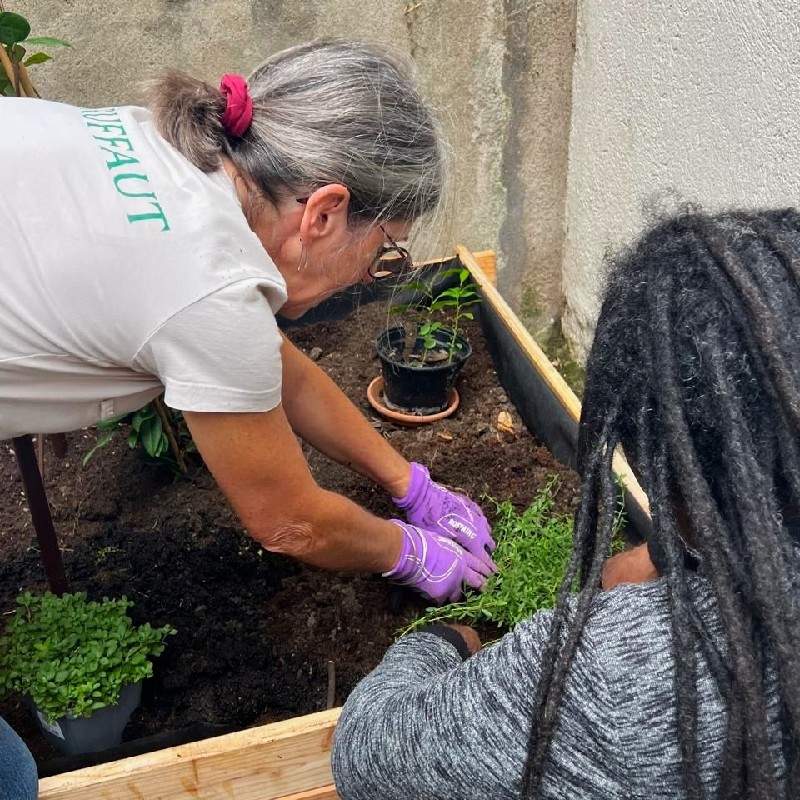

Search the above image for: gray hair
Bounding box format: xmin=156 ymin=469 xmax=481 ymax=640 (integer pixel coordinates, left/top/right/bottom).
xmin=146 ymin=39 xmax=447 ymax=224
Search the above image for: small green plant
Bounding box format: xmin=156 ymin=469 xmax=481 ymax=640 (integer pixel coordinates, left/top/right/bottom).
xmin=390 ymin=267 xmax=481 ymax=363
xmin=83 ymin=397 xmax=197 ymax=473
xmin=400 ymin=479 xmax=626 ymax=635
xmin=0 ymin=5 xmax=70 ymax=97
xmin=0 ymin=591 xmax=175 ymax=723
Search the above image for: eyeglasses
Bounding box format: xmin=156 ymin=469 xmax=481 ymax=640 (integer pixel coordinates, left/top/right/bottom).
xmin=296 ymin=197 xmax=414 ymax=282
xmin=371 ymin=226 xmax=413 ymax=281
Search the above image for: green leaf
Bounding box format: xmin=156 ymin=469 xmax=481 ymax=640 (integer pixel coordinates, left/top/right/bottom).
xmin=0 ymin=12 xmax=31 ymax=46
xmin=396 ymin=281 xmax=429 ymax=293
xmin=24 ymin=52 xmax=51 ymax=66
xmin=81 ymin=432 xmax=114 ymax=467
xmin=155 ymin=430 xmax=169 ymax=458
xmin=23 ymin=36 xmax=71 ymax=47
xmin=96 ymin=414 xmax=125 ymax=431
xmin=139 ymin=415 xmax=164 ymax=457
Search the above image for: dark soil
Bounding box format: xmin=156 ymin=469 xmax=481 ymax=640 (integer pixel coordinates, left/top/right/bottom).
xmin=0 ymin=301 xmax=579 ymax=770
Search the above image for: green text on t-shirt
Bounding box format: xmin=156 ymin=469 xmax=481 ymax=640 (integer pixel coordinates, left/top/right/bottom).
xmin=81 ymin=108 xmax=171 ymax=233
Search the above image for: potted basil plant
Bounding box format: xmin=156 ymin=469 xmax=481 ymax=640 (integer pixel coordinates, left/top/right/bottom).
xmin=374 ymin=267 xmax=481 ymax=416
xmin=0 ymin=591 xmax=175 ymax=755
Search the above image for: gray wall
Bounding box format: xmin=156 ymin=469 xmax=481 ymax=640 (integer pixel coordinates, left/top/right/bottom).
xmin=23 ymin=0 xmax=577 ymax=338
xmin=20 ymin=2 xmax=800 ymax=362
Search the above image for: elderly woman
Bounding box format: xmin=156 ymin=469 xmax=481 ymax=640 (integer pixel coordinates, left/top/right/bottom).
xmin=2 ymin=38 xmax=497 ymax=795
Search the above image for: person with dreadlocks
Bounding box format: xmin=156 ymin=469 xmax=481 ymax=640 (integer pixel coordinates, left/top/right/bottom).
xmin=331 ymin=208 xmax=799 ymax=799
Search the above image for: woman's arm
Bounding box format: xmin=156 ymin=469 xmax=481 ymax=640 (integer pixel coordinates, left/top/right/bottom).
xmin=278 ymin=334 xmax=497 ymax=573
xmin=332 ymin=607 xmax=625 ymax=800
xmin=601 ymin=543 xmax=660 ymax=590
xmin=184 ymin=405 xmax=402 ymax=571
xmin=278 ymin=333 xmax=412 ymax=497
xmin=332 ymin=618 xmax=555 ymax=800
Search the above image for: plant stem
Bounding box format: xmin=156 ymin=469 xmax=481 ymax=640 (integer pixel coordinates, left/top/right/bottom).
xmin=19 ymin=62 xmax=38 ymax=98
xmin=153 ymin=396 xmax=187 ymax=473
xmin=0 ymin=45 xmax=24 ymax=96
xmin=448 ymin=306 xmax=461 ymax=363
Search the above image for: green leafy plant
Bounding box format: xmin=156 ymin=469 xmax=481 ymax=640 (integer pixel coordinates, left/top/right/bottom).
xmin=0 ymin=591 xmax=175 ymax=723
xmin=400 ymin=479 xmax=626 ymax=635
xmin=0 ymin=5 xmax=70 ymax=97
xmin=83 ymin=397 xmax=197 ymax=473
xmin=390 ymin=267 xmax=481 ymax=363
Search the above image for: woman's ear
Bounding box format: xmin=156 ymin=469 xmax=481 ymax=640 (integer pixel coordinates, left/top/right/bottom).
xmin=299 ymin=184 xmax=351 ymax=243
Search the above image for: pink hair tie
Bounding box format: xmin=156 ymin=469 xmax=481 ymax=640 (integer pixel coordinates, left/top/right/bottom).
xmin=219 ymin=74 xmax=253 ymax=138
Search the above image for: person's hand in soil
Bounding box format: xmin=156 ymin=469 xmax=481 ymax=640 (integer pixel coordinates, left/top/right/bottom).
xmin=393 ymin=462 xmax=497 ymax=572
xmin=445 ymin=624 xmax=482 ymax=655
xmin=601 ymin=543 xmax=660 ymax=590
xmin=183 ymin=338 xmax=467 ymax=579
xmin=383 ymin=520 xmax=493 ymax=604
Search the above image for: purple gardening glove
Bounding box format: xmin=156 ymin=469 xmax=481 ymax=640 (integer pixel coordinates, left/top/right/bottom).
xmin=383 ymin=520 xmax=492 ymax=604
xmin=393 ymin=463 xmax=497 ymax=571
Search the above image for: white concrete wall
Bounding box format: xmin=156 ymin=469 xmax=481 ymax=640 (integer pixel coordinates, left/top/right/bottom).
xmin=563 ymin=0 xmax=800 ymax=358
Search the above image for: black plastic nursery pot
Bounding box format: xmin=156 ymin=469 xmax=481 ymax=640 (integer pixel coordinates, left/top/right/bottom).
xmin=376 ymin=325 xmax=472 ymax=415
xmin=33 ymin=680 xmax=142 ymax=756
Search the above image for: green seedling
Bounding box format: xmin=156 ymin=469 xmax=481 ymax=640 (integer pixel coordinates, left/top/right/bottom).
xmin=0 ymin=591 xmax=175 ymax=723
xmin=390 ymin=267 xmax=481 ymax=363
xmin=83 ymin=398 xmax=197 ymax=473
xmin=400 ymin=478 xmax=626 ymax=636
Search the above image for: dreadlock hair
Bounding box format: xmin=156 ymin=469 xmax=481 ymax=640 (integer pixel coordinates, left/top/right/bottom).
xmin=521 ymin=208 xmax=800 ymax=799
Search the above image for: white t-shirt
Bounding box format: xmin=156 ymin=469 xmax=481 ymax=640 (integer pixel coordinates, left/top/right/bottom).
xmin=0 ymin=100 xmax=288 ymax=440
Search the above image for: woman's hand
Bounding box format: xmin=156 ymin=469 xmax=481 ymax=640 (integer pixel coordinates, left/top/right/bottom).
xmin=384 ymin=521 xmax=493 ymax=604
xmin=601 ymin=543 xmax=660 ymax=590
xmin=393 ymin=463 xmax=497 ymax=572
xmin=445 ymin=624 xmax=482 ymax=655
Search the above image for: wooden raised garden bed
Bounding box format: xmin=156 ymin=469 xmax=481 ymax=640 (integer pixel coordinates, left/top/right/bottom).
xmin=8 ymin=247 xmax=648 ymax=799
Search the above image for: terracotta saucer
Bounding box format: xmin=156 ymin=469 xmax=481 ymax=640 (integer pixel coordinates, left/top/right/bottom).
xmin=366 ymin=376 xmax=460 ymax=426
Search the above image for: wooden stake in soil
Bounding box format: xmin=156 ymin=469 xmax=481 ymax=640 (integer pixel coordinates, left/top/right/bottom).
xmin=12 ymin=435 xmax=68 ymax=595
xmin=51 ymin=433 xmax=68 ymax=458
xmin=326 ymin=660 xmax=337 ymax=710
xmin=36 ymin=434 xmax=45 ymax=478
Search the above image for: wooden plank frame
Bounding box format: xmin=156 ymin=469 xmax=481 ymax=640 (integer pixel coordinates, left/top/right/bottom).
xmin=39 ymin=709 xmax=341 ymax=800
xmin=37 ymin=246 xmax=647 ymax=799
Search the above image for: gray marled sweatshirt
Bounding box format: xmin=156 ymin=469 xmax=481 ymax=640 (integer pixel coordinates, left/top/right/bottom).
xmin=332 ymin=578 xmax=785 ymax=799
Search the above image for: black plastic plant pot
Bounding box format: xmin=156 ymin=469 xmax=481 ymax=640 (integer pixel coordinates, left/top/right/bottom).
xmin=33 ymin=679 xmax=142 ymax=756
xmin=376 ymin=325 xmax=472 ymax=414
